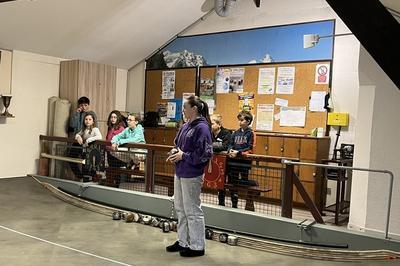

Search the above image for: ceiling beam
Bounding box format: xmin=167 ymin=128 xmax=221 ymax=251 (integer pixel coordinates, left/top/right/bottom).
xmin=325 ymin=0 xmax=400 ymax=89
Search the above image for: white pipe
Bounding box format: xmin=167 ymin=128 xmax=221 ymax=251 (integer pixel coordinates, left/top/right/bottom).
xmin=41 ymin=153 xmax=85 ymax=165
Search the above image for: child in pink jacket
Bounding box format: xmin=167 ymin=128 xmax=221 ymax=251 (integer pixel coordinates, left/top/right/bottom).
xmin=106 ymin=110 xmax=125 ymax=141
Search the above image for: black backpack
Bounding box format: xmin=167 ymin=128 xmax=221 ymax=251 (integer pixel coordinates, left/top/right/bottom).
xmin=143 ymin=112 xmax=160 ymax=127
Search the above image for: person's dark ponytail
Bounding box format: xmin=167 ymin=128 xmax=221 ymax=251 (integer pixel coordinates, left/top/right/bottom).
xmin=198 ymin=99 xmax=211 ymax=126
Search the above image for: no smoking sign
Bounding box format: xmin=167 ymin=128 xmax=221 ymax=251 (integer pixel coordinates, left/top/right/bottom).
xmin=315 ymin=64 xmax=330 ymax=84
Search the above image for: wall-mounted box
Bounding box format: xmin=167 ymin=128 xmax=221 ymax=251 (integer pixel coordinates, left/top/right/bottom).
xmin=327 ymin=113 xmax=349 ymax=126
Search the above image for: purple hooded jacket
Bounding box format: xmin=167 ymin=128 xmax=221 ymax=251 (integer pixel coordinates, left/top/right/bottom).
xmin=174 ymin=117 xmax=213 ymax=178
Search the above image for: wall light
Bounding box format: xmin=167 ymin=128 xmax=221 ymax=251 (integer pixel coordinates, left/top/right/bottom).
xmin=303 ymin=33 xmax=353 ymax=49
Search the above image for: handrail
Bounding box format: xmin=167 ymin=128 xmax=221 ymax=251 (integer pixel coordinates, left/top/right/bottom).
xmin=254 ymin=131 xmax=330 ymax=140
xmin=282 ymin=159 xmax=394 ymax=239
xmin=246 ymin=154 xmax=299 ymax=164
xmin=39 ymin=135 xmax=173 ymax=151
xmin=39 ymin=135 xmax=310 ymax=220
xmin=39 ymin=135 xmax=76 ymax=143
xmin=39 ymin=135 xmax=299 ymax=163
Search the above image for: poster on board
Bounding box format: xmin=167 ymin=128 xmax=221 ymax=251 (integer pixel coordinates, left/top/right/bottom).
xmin=256 ymin=104 xmax=274 ymax=131
xmin=258 ymin=68 xmax=275 ymax=94
xmin=276 ymin=67 xmax=295 ymax=94
xmin=162 ymin=70 xmax=175 ymax=99
xmin=280 ymin=106 xmax=306 ymax=127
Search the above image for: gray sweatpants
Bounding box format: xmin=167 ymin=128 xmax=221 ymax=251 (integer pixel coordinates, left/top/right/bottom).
xmin=174 ymin=175 xmax=205 ymax=251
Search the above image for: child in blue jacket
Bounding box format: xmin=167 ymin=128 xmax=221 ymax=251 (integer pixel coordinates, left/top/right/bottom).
xmin=222 ymin=111 xmax=256 ymax=208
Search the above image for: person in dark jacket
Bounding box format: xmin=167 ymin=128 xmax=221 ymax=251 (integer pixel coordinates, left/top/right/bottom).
xmin=210 ymin=114 xmax=232 ymax=206
xmin=211 ymin=114 xmax=232 ymax=153
xmin=165 ymin=95 xmax=212 ymax=258
xmin=224 ymin=110 xmax=256 ymax=208
xmin=68 ymin=96 xmax=97 ymax=135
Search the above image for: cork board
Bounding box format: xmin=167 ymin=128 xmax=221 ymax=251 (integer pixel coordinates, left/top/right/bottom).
xmin=199 ymin=61 xmax=331 ymax=134
xmin=145 ymin=68 xmax=197 ymax=112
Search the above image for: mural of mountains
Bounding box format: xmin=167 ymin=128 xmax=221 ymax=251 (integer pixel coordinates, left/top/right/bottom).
xmin=261 ymin=53 xmax=274 ymax=63
xmin=146 ymin=20 xmax=334 ymax=69
xmin=248 ymin=53 xmax=274 ymax=64
xmin=163 ymin=50 xmax=207 ymax=68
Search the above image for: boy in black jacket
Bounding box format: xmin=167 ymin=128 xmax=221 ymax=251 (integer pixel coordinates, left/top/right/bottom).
xmin=224 ymin=111 xmax=255 ymax=208
xmin=211 ymin=114 xmax=232 ymax=206
xmin=211 ymin=114 xmax=232 ymax=153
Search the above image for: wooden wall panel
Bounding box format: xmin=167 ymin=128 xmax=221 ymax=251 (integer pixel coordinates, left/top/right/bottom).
xmin=59 ymin=60 xmax=116 ymax=138
xmin=78 ymin=60 xmax=97 ymax=102
xmin=104 ymin=65 xmax=117 ymax=119
xmin=59 ymin=60 xmax=79 ymax=112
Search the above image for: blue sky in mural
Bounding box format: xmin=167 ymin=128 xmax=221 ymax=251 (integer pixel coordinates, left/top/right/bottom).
xmin=160 ymin=20 xmax=334 ymax=65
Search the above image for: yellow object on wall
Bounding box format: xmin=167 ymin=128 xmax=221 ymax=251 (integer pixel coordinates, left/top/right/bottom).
xmin=327 ymin=112 xmax=349 ymax=126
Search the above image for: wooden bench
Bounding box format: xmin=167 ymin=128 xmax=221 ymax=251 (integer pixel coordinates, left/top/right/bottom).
xmin=149 ymin=171 xmax=272 ymax=212
xmin=224 ymin=183 xmax=271 ymax=211
xmin=104 ymin=167 xmax=145 ymax=187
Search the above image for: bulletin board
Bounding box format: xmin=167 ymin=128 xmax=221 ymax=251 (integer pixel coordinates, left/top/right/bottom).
xmin=145 ymin=67 xmax=197 ymax=113
xmin=199 ymin=61 xmax=331 ymax=134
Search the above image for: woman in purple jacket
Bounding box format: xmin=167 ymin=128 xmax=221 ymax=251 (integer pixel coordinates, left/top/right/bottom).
xmin=166 ymin=95 xmax=212 ymax=257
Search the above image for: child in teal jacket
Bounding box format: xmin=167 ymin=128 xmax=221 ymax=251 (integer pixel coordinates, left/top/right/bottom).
xmin=109 ymin=113 xmax=146 ymax=186
xmin=111 ymin=114 xmax=145 ymax=147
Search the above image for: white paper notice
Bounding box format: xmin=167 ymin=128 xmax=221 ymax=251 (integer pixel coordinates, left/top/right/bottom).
xmin=274 ymin=98 xmax=288 ymax=107
xmin=280 ymin=106 xmax=306 ymax=127
xmin=315 ymin=64 xmax=330 ymax=84
xmin=216 ymin=68 xmax=231 ymax=94
xmin=204 ymin=99 xmax=215 ymax=115
xmin=167 ymin=102 xmax=176 ymax=118
xmin=160 ymin=117 xmax=169 ymax=125
xmin=230 ymin=68 xmax=245 ymax=93
xmin=258 ymin=68 xmax=275 ymax=94
xmin=309 ymin=91 xmax=326 ymax=112
xmin=205 ymin=99 xmax=215 ymax=108
xmin=276 ymin=67 xmax=295 ymax=94
xmin=162 ymin=71 xmax=175 ymax=99
xmin=256 ymin=104 xmax=274 ymax=131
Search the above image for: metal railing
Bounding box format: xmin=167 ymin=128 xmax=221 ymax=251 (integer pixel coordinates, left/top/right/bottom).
xmin=282 ymin=159 xmax=394 ymax=239
xmin=39 ymin=135 xmax=322 ymax=222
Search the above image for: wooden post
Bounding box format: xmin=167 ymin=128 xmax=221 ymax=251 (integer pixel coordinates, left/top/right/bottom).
xmin=145 ymin=149 xmax=155 ymax=193
xmin=281 ymin=164 xmax=294 ymax=219
xmin=38 ymin=158 xmax=49 ymax=176
xmin=293 ymin=172 xmax=324 ymax=224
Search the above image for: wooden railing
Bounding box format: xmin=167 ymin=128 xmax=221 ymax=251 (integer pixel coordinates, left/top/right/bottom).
xmin=39 ymin=135 xmax=323 ymax=223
